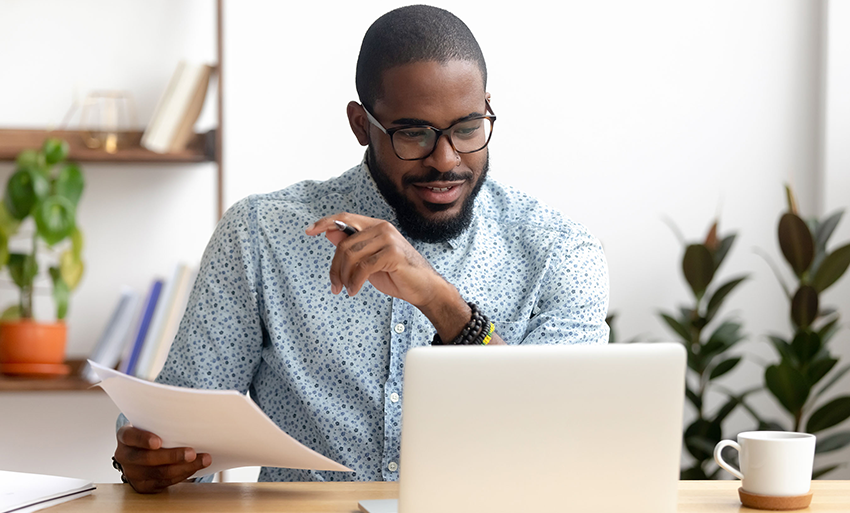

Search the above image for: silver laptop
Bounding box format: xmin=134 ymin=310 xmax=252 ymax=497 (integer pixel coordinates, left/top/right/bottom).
xmin=360 ymin=343 xmax=686 ymax=513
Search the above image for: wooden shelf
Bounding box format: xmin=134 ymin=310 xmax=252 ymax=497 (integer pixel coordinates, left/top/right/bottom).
xmin=0 ymin=359 xmax=103 ymax=392
xmin=0 ymin=128 xmax=215 ymax=164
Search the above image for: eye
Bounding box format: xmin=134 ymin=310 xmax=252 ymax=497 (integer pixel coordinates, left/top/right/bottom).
xmin=396 ymin=128 xmax=431 ymax=141
xmin=453 ymin=122 xmax=481 ymax=139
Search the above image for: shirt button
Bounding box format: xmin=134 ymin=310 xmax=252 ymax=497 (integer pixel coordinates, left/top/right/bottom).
xmin=390 ymin=392 xmax=399 ymax=403
xmin=394 ymin=323 xmax=405 ymax=334
xmin=388 ymin=462 xmax=398 ymax=472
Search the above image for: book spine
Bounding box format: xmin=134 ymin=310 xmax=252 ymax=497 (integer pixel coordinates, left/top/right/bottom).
xmin=123 ymin=280 xmax=164 ymax=377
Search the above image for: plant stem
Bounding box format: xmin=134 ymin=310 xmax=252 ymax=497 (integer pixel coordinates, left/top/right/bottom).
xmin=22 ymin=231 xmax=37 ymax=318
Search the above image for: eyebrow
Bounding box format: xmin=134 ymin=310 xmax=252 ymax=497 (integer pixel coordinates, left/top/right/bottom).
xmin=391 ymin=111 xmax=484 ymax=128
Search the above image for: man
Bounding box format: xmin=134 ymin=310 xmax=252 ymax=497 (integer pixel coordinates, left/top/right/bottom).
xmin=113 ymin=5 xmax=609 ymax=493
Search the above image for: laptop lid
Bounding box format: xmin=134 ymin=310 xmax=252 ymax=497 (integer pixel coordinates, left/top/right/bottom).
xmin=396 ymin=343 xmax=686 ymax=513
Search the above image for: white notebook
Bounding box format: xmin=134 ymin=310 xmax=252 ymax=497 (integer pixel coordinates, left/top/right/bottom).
xmin=0 ymin=470 xmax=95 ymax=513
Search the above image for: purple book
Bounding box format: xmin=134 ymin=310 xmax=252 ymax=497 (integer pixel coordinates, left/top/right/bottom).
xmin=123 ymin=279 xmax=164 ymax=376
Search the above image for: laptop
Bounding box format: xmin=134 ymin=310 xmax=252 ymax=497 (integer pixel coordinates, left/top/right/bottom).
xmin=359 ymin=343 xmax=686 ymax=513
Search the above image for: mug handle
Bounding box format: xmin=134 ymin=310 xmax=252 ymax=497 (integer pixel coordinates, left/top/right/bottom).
xmin=714 ymin=440 xmax=744 ymax=480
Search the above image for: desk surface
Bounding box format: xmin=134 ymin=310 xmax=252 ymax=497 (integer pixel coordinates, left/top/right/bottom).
xmin=48 ymin=480 xmax=850 ymax=512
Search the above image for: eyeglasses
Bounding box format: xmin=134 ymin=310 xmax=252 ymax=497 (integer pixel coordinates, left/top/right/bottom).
xmin=362 ymin=99 xmax=496 ymax=161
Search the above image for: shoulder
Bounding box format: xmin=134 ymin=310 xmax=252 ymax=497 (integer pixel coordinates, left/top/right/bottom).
xmin=219 ymin=166 xmax=361 ymax=228
xmin=476 ymin=177 xmax=598 ymax=249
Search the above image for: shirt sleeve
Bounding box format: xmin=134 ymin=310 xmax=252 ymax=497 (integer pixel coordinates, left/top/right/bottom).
xmin=155 ymin=197 xmax=265 ymax=393
xmin=520 ymin=228 xmax=610 ymax=346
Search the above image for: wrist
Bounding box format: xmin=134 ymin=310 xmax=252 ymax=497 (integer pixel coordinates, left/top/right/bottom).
xmin=417 ymin=279 xmax=471 ymax=341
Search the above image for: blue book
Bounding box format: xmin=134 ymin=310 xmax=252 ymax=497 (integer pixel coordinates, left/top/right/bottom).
xmin=122 ymin=279 xmax=164 ymax=376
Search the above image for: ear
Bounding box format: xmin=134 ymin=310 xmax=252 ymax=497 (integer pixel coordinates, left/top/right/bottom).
xmin=347 ymin=101 xmax=370 ymax=147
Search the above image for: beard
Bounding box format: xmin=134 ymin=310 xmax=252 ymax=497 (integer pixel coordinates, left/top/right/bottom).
xmin=366 ymin=145 xmax=488 ymax=243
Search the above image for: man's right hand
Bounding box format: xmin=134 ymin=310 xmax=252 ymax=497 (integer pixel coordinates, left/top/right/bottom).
xmin=114 ymin=425 xmax=211 ymax=494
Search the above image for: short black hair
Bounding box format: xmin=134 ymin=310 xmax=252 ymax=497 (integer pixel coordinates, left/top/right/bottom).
xmin=355 ymin=5 xmax=487 ymax=111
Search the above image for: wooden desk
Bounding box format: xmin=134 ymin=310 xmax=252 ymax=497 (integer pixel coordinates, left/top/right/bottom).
xmin=46 ymin=480 xmax=850 ymax=512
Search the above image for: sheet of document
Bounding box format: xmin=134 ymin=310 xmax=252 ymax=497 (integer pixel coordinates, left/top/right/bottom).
xmin=89 ymin=361 xmax=351 ymax=477
xmin=0 ymin=470 xmax=94 ymax=513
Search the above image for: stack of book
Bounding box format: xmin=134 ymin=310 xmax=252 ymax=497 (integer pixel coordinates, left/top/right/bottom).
xmin=83 ymin=263 xmax=196 ymax=382
xmin=141 ymin=61 xmax=213 ymax=154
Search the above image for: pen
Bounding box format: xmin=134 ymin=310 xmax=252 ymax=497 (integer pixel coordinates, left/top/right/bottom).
xmin=333 ymin=220 xmax=359 ymax=236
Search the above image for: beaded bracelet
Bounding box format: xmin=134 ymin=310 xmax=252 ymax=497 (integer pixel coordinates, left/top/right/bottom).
xmin=432 ymin=302 xmax=495 ymax=346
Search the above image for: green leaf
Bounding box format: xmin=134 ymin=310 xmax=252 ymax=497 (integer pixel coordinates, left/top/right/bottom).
xmin=815 ymin=210 xmax=843 ymax=250
xmin=0 ymin=231 xmax=8 ymax=268
xmin=791 ymin=286 xmax=819 ymax=329
xmin=70 ymin=227 xmax=84 ymax=259
xmin=0 ymin=202 xmax=21 ymax=239
xmin=705 ymin=276 xmax=748 ymax=323
xmin=660 ymin=312 xmax=691 ymax=342
xmin=686 ymin=386 xmax=702 ymax=411
xmin=708 ymin=321 xmax=744 ymax=349
xmin=34 ymin=195 xmax=76 ymax=246
xmin=817 ymin=318 xmax=840 ymax=345
xmin=53 ymin=163 xmax=84 ymax=206
xmin=815 ymin=364 xmax=850 ymax=400
xmin=49 ymin=267 xmax=69 ymax=320
xmin=42 ymin=138 xmax=69 ymax=165
xmin=813 ymin=464 xmax=843 ymax=479
xmin=713 ymin=234 xmax=736 ymax=271
xmin=60 ymin=249 xmax=84 ymax=290
xmin=807 ymin=358 xmax=838 ymax=388
xmin=778 ymin=213 xmax=815 ymax=277
xmin=766 ymin=361 xmax=810 ymax=415
xmin=15 ymin=148 xmax=45 ymax=170
xmin=684 ymin=418 xmax=722 ymax=461
xmin=790 ymin=330 xmax=821 ymax=364
xmin=0 ymin=305 xmax=21 ymax=321
xmin=682 ymin=244 xmax=715 ymax=298
xmin=710 ymin=357 xmax=742 ymax=380
xmin=3 ymin=168 xmax=49 ymax=220
xmin=7 ymin=253 xmax=38 ymax=289
xmin=806 ymin=396 xmax=850 ymax=433
xmin=815 ymin=430 xmax=850 ymax=454
xmin=768 ymin=335 xmax=795 ymax=363
xmin=812 ymin=244 xmax=850 ymax=293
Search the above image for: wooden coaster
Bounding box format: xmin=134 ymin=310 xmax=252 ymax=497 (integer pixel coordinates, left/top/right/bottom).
xmin=739 ymin=488 xmax=813 ymax=510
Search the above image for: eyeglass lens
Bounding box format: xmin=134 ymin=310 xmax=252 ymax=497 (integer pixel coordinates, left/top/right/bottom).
xmin=391 ymin=117 xmax=493 ymax=160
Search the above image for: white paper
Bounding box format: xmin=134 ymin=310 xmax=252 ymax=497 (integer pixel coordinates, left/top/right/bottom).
xmin=0 ymin=470 xmax=94 ymax=513
xmin=89 ymin=361 xmax=351 ymax=477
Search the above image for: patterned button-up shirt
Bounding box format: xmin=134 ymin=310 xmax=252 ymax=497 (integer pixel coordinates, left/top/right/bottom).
xmin=155 ymin=160 xmax=609 ymax=482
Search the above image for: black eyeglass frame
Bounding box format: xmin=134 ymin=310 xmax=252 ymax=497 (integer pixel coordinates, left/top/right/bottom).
xmin=361 ymin=99 xmax=497 ymax=161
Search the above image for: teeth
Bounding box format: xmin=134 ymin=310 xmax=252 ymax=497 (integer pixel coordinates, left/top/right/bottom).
xmin=429 ymin=187 xmax=451 ymax=192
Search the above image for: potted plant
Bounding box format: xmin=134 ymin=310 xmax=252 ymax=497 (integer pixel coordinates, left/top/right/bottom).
xmin=0 ymin=138 xmax=85 ymax=376
xmin=658 ymin=219 xmax=753 ymax=479
xmin=755 ymin=186 xmax=850 ymax=477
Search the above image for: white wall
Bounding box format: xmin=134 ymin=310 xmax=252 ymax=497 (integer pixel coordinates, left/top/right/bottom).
xmin=0 ymin=0 xmax=848 ymax=481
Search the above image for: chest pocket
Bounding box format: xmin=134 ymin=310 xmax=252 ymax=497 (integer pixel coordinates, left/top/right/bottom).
xmin=492 ymin=319 xmax=528 ymax=345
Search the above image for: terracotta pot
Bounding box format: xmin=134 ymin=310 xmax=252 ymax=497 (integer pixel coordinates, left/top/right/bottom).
xmin=0 ymin=320 xmax=67 ymax=366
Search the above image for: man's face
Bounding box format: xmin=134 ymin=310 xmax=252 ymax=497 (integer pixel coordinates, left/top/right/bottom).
xmin=360 ymin=60 xmax=490 ymax=243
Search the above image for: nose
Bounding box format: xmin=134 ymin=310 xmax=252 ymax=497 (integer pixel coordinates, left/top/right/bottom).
xmin=424 ymin=134 xmax=460 ymax=172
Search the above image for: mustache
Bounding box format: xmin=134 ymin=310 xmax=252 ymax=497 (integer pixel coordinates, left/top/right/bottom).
xmin=403 ymin=169 xmax=474 ymax=186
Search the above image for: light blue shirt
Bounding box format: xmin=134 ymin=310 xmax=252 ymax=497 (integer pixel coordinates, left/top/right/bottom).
xmin=155 ymin=160 xmax=609 ymax=482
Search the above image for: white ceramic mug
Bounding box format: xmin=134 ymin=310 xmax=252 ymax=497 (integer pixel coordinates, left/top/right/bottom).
xmin=714 ymin=431 xmax=816 ymax=496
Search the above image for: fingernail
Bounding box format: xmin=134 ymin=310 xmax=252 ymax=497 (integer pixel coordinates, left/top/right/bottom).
xmin=202 ymin=454 xmax=212 ymax=466
xmin=306 ymin=222 xmax=316 ymax=231
xmin=184 ymin=448 xmax=196 ymax=462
